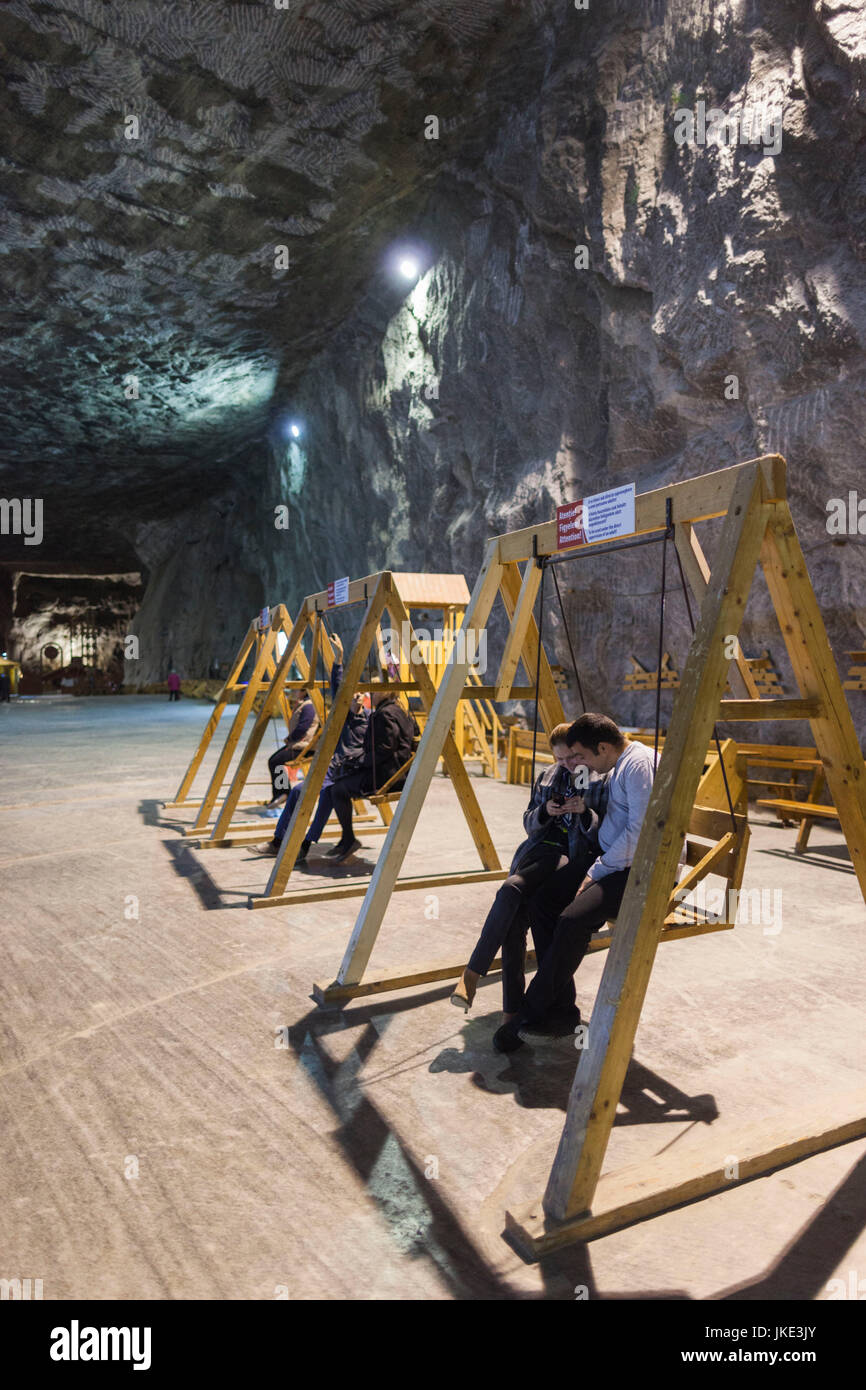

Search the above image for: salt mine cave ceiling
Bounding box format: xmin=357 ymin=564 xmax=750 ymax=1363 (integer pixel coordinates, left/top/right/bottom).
xmin=0 ymin=0 xmax=543 ymax=566
xmin=1 ymin=0 xmax=865 ymax=700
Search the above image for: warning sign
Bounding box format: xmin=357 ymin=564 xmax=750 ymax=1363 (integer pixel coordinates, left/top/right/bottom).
xmin=556 ymin=483 xmax=635 ymax=549
xmin=327 ymin=576 xmax=349 ymax=607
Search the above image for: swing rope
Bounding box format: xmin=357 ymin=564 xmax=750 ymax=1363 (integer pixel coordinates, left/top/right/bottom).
xmin=653 ymin=529 xmax=668 ymax=774
xmin=672 ymin=538 xmax=739 ymax=836
xmin=550 ymin=562 xmax=587 ymax=714
xmin=529 ymin=556 xmax=546 ymax=791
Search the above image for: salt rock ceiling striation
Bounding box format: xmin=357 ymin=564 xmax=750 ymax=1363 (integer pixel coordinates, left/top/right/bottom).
xmin=1 ymin=0 xmax=865 ymax=725
xmin=0 ymin=0 xmax=534 ymax=563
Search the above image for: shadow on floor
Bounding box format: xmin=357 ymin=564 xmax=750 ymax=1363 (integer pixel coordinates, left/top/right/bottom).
xmin=758 ymin=846 xmax=855 ymax=875
xmin=162 ymin=838 xmax=248 ymax=911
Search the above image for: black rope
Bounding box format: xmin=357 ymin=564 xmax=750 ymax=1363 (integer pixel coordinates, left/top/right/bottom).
xmin=654 ymin=529 xmax=668 ymax=774
xmin=673 ymin=535 xmax=738 ymax=835
xmin=530 ymin=551 xmax=546 ymax=791
xmin=549 ymin=562 xmax=587 ymax=714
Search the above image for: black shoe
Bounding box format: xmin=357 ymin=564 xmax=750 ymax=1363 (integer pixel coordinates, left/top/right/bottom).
xmin=519 ymin=1006 xmax=582 ymax=1041
xmin=327 ymin=837 xmax=362 ymax=863
xmin=493 ymin=1021 xmax=525 ymax=1054
xmin=296 ymin=839 xmax=310 ymax=863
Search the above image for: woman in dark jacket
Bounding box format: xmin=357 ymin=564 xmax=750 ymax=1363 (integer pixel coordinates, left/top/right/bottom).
xmin=451 ymin=723 xmax=608 ymax=1018
xmin=326 ymin=689 xmax=418 ymax=862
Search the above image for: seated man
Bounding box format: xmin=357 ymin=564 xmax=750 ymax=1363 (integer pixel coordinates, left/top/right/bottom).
xmin=267 ymin=687 xmax=320 ymax=804
xmin=255 ymin=685 xmax=369 ymax=861
xmin=493 ymin=712 xmax=655 ymax=1053
xmin=327 ymin=684 xmax=418 ymax=863
xmin=450 ymin=721 xmax=608 ymax=1021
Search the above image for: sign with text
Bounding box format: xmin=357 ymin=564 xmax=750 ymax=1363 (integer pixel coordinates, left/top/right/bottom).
xmin=556 ymin=483 xmax=636 ymax=550
xmin=257 ymin=605 xmax=270 ymax=630
xmin=327 ymin=576 xmax=349 ymax=607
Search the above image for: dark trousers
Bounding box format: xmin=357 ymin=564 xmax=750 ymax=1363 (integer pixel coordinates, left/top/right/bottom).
xmin=468 ymin=853 xmax=566 ymax=1014
xmin=268 ymin=745 xmax=305 ymax=797
xmin=519 ymin=867 xmax=630 ymax=1024
xmin=330 ymin=767 xmax=375 ymax=842
xmin=168 ymin=689 xmax=180 ymax=701
xmin=274 ymin=779 xmax=335 ymax=845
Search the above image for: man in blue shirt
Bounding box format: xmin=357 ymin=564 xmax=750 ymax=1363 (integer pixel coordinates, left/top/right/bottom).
xmin=494 ymin=712 xmax=655 ymax=1053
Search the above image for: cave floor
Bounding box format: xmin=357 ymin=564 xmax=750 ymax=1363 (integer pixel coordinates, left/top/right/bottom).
xmin=1 ymin=694 xmax=865 ymax=1301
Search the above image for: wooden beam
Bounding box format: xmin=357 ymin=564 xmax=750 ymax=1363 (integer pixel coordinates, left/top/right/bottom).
xmin=387 ymin=586 xmax=500 ymax=871
xmin=674 ymin=523 xmax=759 ymax=699
xmin=170 ymin=620 xmax=258 ymax=805
xmin=190 ymin=619 xmax=280 ymax=833
xmin=717 ymin=698 xmax=820 ymax=720
xmin=543 ymin=465 xmax=771 ymax=1223
xmin=494 ymin=560 xmax=541 ymax=701
xmin=206 ymin=607 xmax=313 ymax=841
xmin=761 ymin=507 xmax=866 ymax=900
xmin=498 ymin=455 xmax=786 ymax=564
xmin=263 ymin=578 xmax=390 ymax=897
xmin=499 ymin=561 xmax=565 ymax=733
xmin=329 ymin=545 xmax=506 ymax=987
xmin=506 ymin=1088 xmax=866 ymax=1258
xmin=249 ymin=867 xmax=509 ymax=910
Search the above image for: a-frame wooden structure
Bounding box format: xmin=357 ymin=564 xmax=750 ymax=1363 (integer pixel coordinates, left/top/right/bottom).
xmin=306 ymin=456 xmax=866 ymax=1252
xmin=207 ymin=572 xmax=516 ymax=893
xmin=164 ymin=605 xmax=301 ymax=815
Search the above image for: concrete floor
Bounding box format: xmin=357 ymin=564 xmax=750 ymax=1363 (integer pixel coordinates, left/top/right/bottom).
xmin=1 ymin=694 xmax=865 ymax=1301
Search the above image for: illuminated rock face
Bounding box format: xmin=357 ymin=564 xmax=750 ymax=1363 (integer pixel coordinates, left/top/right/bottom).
xmin=2 ymin=1 xmax=866 ymax=729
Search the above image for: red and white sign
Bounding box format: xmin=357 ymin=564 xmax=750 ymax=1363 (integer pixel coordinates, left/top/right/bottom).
xmin=556 ymin=483 xmax=635 ymax=550
xmin=327 ymin=576 xmax=349 ymax=607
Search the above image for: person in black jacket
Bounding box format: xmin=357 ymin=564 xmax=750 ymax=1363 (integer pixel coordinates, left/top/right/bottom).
xmin=451 ymin=723 xmax=609 ymax=1024
xmin=326 ymin=686 xmax=418 ymax=862
xmin=254 ymin=635 xmax=370 ymax=861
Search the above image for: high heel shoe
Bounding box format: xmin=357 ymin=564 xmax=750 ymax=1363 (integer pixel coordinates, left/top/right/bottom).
xmin=450 ymin=968 xmax=477 ymax=1011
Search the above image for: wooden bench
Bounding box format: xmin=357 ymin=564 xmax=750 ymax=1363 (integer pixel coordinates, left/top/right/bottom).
xmin=368 ymin=739 xmax=421 ymax=825
xmin=506 ymin=726 xmax=554 ymax=785
xmin=740 ymin=742 xmax=823 ymax=841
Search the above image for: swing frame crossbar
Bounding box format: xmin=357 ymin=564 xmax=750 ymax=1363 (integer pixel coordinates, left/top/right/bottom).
xmin=195 ymin=573 xmax=508 ymax=899
xmin=304 ymin=454 xmax=866 ymax=1258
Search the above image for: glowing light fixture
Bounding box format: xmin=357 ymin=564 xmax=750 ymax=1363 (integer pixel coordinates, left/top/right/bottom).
xmin=398 ymin=256 xmax=419 ymax=280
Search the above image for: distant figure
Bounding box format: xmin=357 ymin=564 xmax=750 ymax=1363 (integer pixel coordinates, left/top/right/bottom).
xmin=167 ymin=670 xmax=181 ymax=702
xmin=0 ymin=670 xmax=10 ymax=702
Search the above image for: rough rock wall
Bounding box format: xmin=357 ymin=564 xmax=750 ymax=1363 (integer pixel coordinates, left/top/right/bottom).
xmin=256 ymin=0 xmax=866 ymax=738
xmin=132 ymin=0 xmax=866 ymax=740
xmin=11 ymin=571 xmax=144 ymax=671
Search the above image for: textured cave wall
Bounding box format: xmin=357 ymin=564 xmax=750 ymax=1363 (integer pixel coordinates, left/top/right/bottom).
xmin=113 ymin=0 xmax=866 ymax=741
xmin=248 ymin=0 xmax=866 ymax=740
xmin=11 ymin=571 xmax=144 ymax=671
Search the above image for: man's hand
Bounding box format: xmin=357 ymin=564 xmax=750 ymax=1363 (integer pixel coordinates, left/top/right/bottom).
xmin=576 ymin=875 xmax=593 ymax=895
xmin=331 ymin=633 xmax=344 ymax=660
xmin=546 ymin=795 xmax=585 ymax=817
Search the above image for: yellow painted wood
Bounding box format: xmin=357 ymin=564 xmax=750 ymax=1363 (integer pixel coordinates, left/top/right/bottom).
xmin=495 ymin=560 xmax=541 ymax=701
xmin=760 ymin=508 xmax=866 ymax=899
xmin=506 ymin=1089 xmax=866 ymax=1258
xmin=332 ymin=545 xmax=506 ymax=987
xmin=498 ymin=455 xmax=786 ymax=565
xmin=543 ymin=465 xmax=771 ymax=1223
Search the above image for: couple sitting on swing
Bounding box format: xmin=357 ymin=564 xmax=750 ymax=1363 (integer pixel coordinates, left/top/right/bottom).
xmin=451 ymin=711 xmax=655 ymax=1053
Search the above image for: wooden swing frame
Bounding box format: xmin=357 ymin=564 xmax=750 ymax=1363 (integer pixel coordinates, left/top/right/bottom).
xmin=300 ymin=455 xmax=866 ymax=1256
xmin=200 ymin=571 xmax=517 ymax=889
xmin=164 ymin=605 xmax=301 ymax=815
